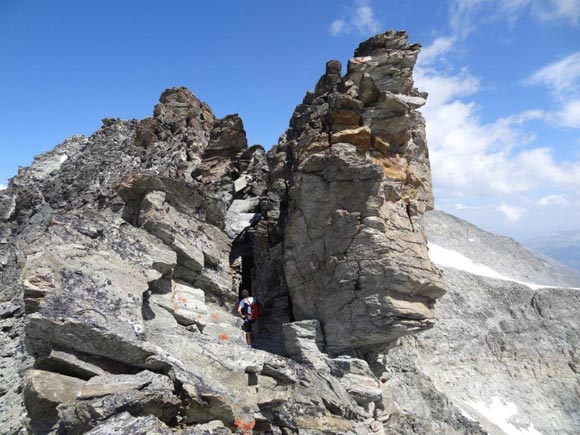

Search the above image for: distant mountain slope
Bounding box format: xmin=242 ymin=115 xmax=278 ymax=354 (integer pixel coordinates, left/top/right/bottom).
xmin=378 ymin=210 xmax=580 ymax=435
xmin=525 ymin=231 xmax=580 ymax=274
xmin=424 ymin=210 xmax=580 ymax=288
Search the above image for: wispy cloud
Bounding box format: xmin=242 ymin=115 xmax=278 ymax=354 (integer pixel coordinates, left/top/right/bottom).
xmin=330 ymin=0 xmax=381 ymax=37
xmin=526 ymin=51 xmax=580 ymax=127
xmin=537 ymin=193 xmax=570 ymax=206
xmin=532 ymin=0 xmax=580 ymax=25
xmin=558 ymin=99 xmax=580 ymax=127
xmin=417 ymin=36 xmax=456 ymax=66
xmin=0 ymin=184 xmax=6 ymax=191
xmin=498 ymin=203 xmax=526 ymax=221
xmin=449 ymin=0 xmax=489 ymax=39
xmin=330 ymin=20 xmax=348 ymax=36
xmin=420 ymin=1 xmax=580 ymax=66
xmin=449 ymin=0 xmax=580 ymax=38
xmin=414 ymin=67 xmax=480 ymax=107
xmin=455 ymin=203 xmax=483 ymax=211
xmin=526 ymin=51 xmax=580 ymax=99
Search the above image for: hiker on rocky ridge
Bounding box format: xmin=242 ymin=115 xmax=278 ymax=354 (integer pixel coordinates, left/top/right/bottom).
xmin=237 ymin=289 xmax=257 ymax=348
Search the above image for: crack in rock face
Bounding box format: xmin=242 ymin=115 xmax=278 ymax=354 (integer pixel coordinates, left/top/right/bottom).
xmin=0 ymin=30 xmax=452 ymax=434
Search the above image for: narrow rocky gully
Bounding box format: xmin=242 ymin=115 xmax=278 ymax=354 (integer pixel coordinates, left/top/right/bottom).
xmin=0 ymin=31 xmax=486 ymax=434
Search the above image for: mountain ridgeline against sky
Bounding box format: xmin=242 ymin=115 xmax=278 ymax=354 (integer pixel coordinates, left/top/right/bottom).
xmin=525 ymin=231 xmax=580 ymax=273
xmin=0 ymin=30 xmax=578 ymax=435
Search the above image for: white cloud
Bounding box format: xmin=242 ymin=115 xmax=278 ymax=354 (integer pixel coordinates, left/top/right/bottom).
xmin=455 ymin=203 xmax=484 ymax=211
xmin=417 ymin=36 xmax=456 ymax=66
xmin=526 ymin=51 xmax=580 ymax=99
xmin=558 ymin=99 xmax=580 ymax=127
xmin=330 ymin=19 xmax=348 ymax=36
xmin=329 ymin=0 xmax=381 ymax=37
xmin=500 ymin=0 xmax=580 ymax=26
xmin=498 ymin=203 xmax=526 ymax=221
xmin=423 ymin=96 xmax=580 ymax=197
xmin=421 ymin=1 xmax=580 ymax=66
xmin=517 ymin=147 xmax=580 ymax=185
xmin=415 ymin=67 xmax=480 ymax=107
xmin=532 ymin=0 xmax=580 ymax=25
xmin=352 ymin=3 xmax=380 ymax=34
xmin=0 ymin=184 xmax=6 ymax=191
xmin=499 ymin=110 xmax=547 ymax=126
xmin=526 ymin=51 xmax=580 ymax=128
xmin=449 ymin=0 xmax=488 ymax=38
xmin=537 ymin=193 xmax=570 ymax=206
xmin=449 ymin=0 xmax=580 ymax=35
xmin=415 ymin=7 xmax=580 ymax=221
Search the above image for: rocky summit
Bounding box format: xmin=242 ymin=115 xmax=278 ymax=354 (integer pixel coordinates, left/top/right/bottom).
xmin=0 ymin=30 xmax=576 ymax=435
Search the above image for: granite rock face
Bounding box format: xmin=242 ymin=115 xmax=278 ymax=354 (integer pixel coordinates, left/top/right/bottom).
xmin=258 ymin=30 xmax=444 ymax=356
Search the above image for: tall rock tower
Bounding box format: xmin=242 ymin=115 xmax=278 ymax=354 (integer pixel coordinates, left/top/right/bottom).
xmin=256 ymin=30 xmax=445 ymax=356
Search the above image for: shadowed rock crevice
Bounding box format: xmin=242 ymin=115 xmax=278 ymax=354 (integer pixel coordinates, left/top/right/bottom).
xmin=229 ymin=228 xmax=255 ymax=298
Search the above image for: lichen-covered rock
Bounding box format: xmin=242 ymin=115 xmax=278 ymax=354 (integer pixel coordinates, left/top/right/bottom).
xmin=86 ymin=412 xmax=174 ymax=435
xmin=282 ymin=319 xmax=327 ymax=369
xmin=23 ymin=370 xmax=85 ymax=433
xmin=57 ymin=371 xmax=180 ymax=434
xmin=328 ymin=356 xmax=382 ymax=407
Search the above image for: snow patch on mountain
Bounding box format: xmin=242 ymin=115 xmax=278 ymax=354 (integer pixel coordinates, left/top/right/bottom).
xmin=425 ymin=210 xmax=580 ymax=288
xmin=466 ymin=397 xmax=542 ymax=435
xmin=428 ymin=243 xmax=579 ymax=290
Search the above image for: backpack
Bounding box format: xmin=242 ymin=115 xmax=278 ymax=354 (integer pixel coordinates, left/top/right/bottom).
xmin=249 ymin=299 xmax=262 ymax=321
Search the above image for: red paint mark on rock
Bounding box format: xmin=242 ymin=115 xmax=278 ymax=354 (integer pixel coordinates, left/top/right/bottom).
xmin=233 ymin=418 xmax=255 ymax=434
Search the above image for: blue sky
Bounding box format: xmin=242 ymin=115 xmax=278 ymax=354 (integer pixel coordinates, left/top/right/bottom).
xmin=1 ymin=0 xmax=579 ymax=241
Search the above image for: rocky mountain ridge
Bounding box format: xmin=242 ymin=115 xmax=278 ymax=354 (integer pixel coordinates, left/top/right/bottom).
xmin=0 ymin=30 xmax=459 ymax=434
xmin=0 ymin=30 xmax=577 ymax=435
xmin=426 ymin=211 xmax=580 ymax=288
xmin=416 ymin=210 xmax=580 ymax=435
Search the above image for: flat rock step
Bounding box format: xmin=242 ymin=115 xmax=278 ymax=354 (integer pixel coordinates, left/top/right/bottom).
xmin=150 ymin=279 xmax=245 ymax=345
